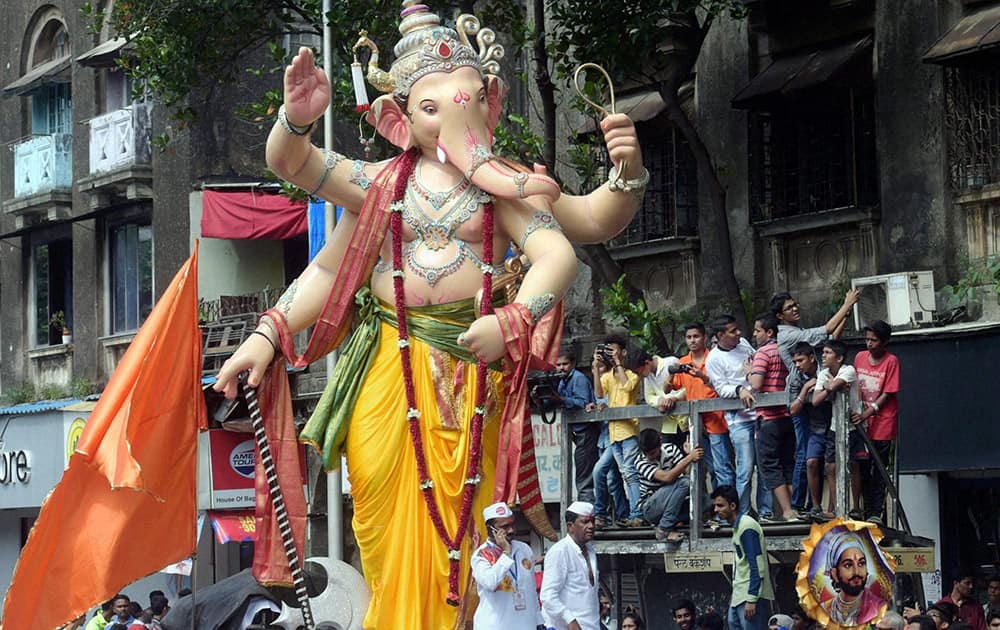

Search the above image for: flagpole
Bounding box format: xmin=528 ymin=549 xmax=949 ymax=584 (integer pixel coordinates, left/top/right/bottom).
xmin=321 ymin=0 xmax=344 ymax=563
xmin=189 ymin=550 xmax=197 ymax=630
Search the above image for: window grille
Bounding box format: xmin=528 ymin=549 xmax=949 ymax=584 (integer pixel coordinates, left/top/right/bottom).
xmin=749 ymin=88 xmax=878 ymax=222
xmin=945 ymin=66 xmax=1000 ymax=192
xmin=609 ymin=127 xmax=698 ymax=247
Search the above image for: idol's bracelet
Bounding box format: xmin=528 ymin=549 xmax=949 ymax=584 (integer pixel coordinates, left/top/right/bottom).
xmin=278 ymin=104 xmax=316 ymax=136
xmin=607 ymin=164 xmax=650 ymax=193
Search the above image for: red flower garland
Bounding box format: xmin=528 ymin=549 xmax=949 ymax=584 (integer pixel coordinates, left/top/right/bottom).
xmin=389 ymin=148 xmax=494 ymax=606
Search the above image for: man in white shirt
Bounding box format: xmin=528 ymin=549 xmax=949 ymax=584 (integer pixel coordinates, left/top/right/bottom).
xmin=472 ymin=502 xmax=545 ymax=629
xmin=634 ymin=350 xmax=685 ymax=437
xmin=541 ymin=501 xmax=600 ymax=630
xmin=705 ymin=315 xmax=772 ymax=521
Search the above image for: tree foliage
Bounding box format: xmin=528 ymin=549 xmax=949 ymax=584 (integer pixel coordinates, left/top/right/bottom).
xmin=546 ymin=0 xmax=746 ymax=86
xmin=83 ymin=0 xmax=458 ymax=131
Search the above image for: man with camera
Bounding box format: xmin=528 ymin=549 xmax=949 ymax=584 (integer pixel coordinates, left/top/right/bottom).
xmin=531 ymin=351 xmax=600 ymax=502
xmin=591 ymin=335 xmax=644 ymax=528
xmin=669 ymin=322 xmax=730 ymax=492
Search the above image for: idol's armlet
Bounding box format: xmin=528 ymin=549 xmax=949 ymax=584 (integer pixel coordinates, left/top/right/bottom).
xmin=498 ymin=201 xmax=577 ymax=325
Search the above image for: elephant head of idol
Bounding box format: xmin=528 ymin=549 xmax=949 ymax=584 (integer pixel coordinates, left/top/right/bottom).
xmin=356 ymin=1 xmax=561 ymax=204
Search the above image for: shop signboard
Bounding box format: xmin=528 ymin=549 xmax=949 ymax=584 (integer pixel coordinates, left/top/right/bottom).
xmin=208 ymin=430 xmax=307 ymax=509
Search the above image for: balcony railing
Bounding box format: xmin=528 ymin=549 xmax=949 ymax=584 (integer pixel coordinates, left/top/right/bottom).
xmin=89 ymin=105 xmax=152 ymax=175
xmin=13 ymin=134 xmax=73 ymax=198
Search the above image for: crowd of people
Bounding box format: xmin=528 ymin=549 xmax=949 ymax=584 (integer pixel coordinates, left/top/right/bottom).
xmin=474 ymin=494 xmax=1000 ymax=630
xmin=64 ymin=590 xmax=174 ymax=630
xmin=532 ymin=289 xmax=901 ymax=533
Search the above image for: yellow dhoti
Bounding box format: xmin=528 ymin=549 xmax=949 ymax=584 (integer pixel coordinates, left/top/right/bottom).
xmin=302 ymin=290 xmax=502 ymax=629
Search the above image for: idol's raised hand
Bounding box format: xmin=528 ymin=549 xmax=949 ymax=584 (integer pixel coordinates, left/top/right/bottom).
xmin=283 ymin=47 xmax=331 ymax=128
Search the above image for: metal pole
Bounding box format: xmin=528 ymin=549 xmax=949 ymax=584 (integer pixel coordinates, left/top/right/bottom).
xmin=321 ymin=0 xmax=343 ymax=563
xmin=689 ymin=402 xmax=703 ymax=547
xmin=189 ymin=550 xmax=197 ymax=630
xmin=834 ymin=394 xmax=850 ymax=518
xmin=560 ymin=409 xmax=571 ymax=538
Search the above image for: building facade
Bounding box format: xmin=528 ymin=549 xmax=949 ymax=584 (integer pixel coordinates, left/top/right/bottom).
xmin=2 ymin=0 xmax=1000 ymax=625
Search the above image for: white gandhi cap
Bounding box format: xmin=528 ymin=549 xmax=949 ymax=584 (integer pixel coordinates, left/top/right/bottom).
xmin=483 ymin=502 xmax=512 ymax=521
xmin=567 ymin=501 xmax=594 ymax=517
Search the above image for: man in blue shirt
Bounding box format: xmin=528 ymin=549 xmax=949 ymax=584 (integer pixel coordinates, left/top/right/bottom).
xmin=105 ymin=594 xmax=137 ymax=627
xmin=549 ymin=352 xmax=598 ymax=502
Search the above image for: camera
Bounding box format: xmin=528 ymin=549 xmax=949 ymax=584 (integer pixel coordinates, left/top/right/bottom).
xmin=668 ymin=362 xmax=693 ymax=375
xmin=595 ymin=343 xmax=615 ymax=367
xmin=528 ymin=370 xmax=562 ymax=400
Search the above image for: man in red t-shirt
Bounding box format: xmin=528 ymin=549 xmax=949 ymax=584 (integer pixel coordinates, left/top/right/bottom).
xmin=850 ymin=320 xmax=899 ymax=524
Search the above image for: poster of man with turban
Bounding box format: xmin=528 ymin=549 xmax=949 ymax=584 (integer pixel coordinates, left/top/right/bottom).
xmin=796 ymin=519 xmax=896 ymax=629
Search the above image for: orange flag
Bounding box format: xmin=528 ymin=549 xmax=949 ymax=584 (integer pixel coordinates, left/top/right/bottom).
xmin=1 ymin=246 xmax=207 ymax=630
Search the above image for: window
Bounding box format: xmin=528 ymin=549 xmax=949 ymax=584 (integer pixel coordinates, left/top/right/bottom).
xmin=105 ymin=68 xmax=130 ymax=113
xmin=610 ymin=127 xmax=698 ymax=247
xmin=110 ymin=221 xmax=153 ymax=333
xmin=33 ymin=20 xmax=69 ymax=66
xmin=33 ymin=240 xmax=73 ymax=347
xmin=945 ymin=66 xmax=1000 ymax=193
xmin=31 ymin=83 xmax=71 ymax=135
xmin=749 ymin=87 xmax=879 ymax=222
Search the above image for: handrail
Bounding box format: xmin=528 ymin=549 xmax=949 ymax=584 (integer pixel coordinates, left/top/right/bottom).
xmin=559 ymin=392 xmax=789 ymax=546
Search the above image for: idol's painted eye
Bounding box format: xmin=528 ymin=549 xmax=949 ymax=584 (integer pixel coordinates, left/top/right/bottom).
xmin=421 ymin=104 xmax=438 ymax=115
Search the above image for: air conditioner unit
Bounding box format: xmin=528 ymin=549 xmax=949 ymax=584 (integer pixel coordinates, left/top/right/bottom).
xmin=850 ymin=271 xmax=936 ymax=330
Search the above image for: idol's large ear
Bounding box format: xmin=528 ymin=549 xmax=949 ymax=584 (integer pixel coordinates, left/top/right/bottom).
xmin=485 ymin=75 xmax=508 ymax=132
xmin=369 ymin=94 xmax=412 ymax=150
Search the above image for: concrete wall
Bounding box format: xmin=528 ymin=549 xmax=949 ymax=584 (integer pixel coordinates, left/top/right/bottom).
xmin=0 ymin=507 xmax=39 ymax=607
xmin=874 ymin=0 xmax=955 ymax=281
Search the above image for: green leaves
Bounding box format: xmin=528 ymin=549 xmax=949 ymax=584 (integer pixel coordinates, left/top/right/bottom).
xmin=600 ymin=275 xmax=674 ymax=354
xmin=493 ymin=112 xmax=544 ymax=164
xmin=942 ymin=255 xmax=1000 ymax=306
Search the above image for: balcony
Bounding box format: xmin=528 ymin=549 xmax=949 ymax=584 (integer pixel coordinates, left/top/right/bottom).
xmin=78 ymin=105 xmax=153 ymax=209
xmin=13 ymin=133 xmax=72 ymax=198
xmin=3 ymin=134 xmax=73 ymax=227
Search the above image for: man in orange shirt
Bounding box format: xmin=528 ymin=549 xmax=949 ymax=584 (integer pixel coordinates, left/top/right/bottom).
xmin=666 ymin=323 xmax=732 ymax=492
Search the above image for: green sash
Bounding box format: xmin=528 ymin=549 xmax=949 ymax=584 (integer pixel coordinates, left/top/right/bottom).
xmin=301 ymin=287 xmax=481 ymax=471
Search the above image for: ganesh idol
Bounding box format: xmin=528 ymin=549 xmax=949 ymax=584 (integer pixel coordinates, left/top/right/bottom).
xmin=214 ymin=1 xmax=647 ymax=627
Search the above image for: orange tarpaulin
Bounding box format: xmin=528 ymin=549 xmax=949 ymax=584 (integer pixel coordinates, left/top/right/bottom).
xmin=1 ymin=246 xmax=207 ymax=630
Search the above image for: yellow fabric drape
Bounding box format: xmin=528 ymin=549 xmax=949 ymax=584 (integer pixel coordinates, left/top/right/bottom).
xmin=310 ymin=295 xmax=503 ymax=629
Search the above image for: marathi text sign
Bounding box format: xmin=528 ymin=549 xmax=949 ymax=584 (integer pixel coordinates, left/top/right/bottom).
xmin=531 ymin=415 xmax=563 ymax=503
xmin=884 ymin=547 xmax=936 ymax=573
xmin=664 ymin=552 xmax=728 ymax=573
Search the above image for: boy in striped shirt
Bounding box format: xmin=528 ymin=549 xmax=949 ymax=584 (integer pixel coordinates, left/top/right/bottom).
xmin=633 ymin=428 xmax=703 ymax=542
